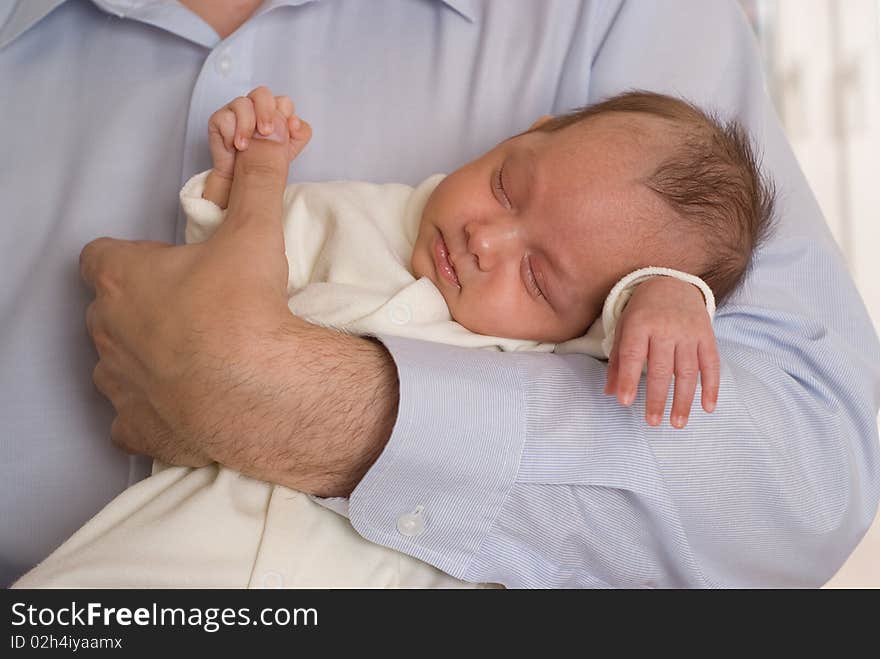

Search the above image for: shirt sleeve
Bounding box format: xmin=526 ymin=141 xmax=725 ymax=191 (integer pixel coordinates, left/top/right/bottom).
xmin=330 ymin=0 xmax=880 ymax=587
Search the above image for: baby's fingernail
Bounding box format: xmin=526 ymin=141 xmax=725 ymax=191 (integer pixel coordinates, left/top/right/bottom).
xmin=672 ymin=415 xmax=686 ymax=428
xmin=260 ymin=121 xmax=271 ymax=134
xmin=620 ymin=391 xmax=634 ymax=406
xmin=705 ymin=399 xmax=716 ymax=413
xmin=291 ymin=116 xmax=302 ymax=130
xmin=647 ymin=414 xmax=661 ymax=426
xmin=240 ymin=137 xmax=248 ymax=149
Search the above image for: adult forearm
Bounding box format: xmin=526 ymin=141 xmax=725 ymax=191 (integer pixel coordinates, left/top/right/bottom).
xmin=81 ymin=133 xmax=400 ymax=495
xmin=207 ymin=317 xmax=400 ymax=498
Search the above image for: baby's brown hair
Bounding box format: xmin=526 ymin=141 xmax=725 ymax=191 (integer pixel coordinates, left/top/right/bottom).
xmin=532 ymin=91 xmax=776 ymax=306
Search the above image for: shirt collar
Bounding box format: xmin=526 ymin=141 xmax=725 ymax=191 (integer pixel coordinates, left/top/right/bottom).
xmin=0 ymin=0 xmax=65 ymax=50
xmin=437 ymin=0 xmax=476 ymax=21
xmin=0 ymin=0 xmax=475 ymax=51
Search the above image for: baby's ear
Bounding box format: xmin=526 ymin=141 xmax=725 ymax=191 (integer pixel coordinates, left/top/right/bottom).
xmin=529 ymin=114 xmax=554 ymax=130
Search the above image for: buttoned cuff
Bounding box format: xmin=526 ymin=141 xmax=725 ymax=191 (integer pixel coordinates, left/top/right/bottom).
xmin=323 ymin=334 xmax=526 ymax=579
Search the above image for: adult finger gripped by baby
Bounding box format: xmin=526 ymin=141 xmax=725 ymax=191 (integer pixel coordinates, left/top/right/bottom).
xmin=248 ymin=109 xmax=312 ymax=163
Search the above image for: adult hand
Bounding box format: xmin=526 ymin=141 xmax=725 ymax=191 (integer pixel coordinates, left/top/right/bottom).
xmin=80 ymin=117 xmax=398 ymax=496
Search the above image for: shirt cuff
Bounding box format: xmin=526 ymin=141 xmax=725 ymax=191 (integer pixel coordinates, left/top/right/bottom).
xmin=319 ymin=334 xmax=526 ymax=579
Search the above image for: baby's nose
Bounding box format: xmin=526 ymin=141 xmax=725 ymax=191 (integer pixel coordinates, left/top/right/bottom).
xmin=465 ymin=221 xmax=522 ymax=271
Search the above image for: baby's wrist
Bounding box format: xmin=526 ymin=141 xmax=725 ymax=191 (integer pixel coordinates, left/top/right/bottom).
xmin=644 ymin=274 xmax=703 ymax=295
xmin=626 ymin=268 xmax=716 ymax=317
xmin=638 ymin=275 xmax=706 ymax=307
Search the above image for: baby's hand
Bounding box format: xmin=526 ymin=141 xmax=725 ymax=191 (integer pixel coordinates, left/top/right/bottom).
xmin=604 ymin=276 xmax=720 ymax=428
xmin=207 ymin=86 xmax=312 ymax=180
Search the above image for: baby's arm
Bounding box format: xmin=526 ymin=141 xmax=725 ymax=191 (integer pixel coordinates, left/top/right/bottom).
xmin=604 ymin=273 xmax=720 ymax=429
xmin=205 ymin=86 xmax=312 ymax=209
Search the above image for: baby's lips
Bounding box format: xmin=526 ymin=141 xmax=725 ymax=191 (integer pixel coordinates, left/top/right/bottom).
xmin=252 ymin=114 xmax=289 ymax=145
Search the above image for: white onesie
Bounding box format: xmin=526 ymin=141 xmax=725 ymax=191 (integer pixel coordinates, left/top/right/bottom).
xmin=13 ymin=174 xmax=714 ymax=588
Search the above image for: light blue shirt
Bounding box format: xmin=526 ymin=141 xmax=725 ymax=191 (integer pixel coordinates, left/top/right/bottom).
xmin=2 ymin=0 xmax=878 ymax=588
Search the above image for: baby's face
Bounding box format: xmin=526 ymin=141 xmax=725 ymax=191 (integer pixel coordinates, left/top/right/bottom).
xmin=411 ymin=113 xmax=696 ymax=342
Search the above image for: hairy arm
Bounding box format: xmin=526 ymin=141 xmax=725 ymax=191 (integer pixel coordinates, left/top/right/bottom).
xmin=203 ymin=323 xmax=399 ymax=498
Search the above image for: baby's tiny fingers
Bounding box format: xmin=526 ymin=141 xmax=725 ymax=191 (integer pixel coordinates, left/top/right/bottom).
xmin=670 ymin=343 xmax=699 ymax=428
xmin=248 ymin=86 xmax=277 ymax=136
xmin=615 ymin=329 xmax=649 ymax=407
xmin=286 ymin=117 xmax=312 ymax=161
xmin=209 ymin=108 xmax=237 ymax=151
xmin=228 ymin=96 xmax=256 ymax=150
xmin=275 ymin=95 xmax=295 ymax=118
xmin=645 ymin=337 xmax=674 ymax=426
xmin=699 ymin=340 xmax=721 ymax=413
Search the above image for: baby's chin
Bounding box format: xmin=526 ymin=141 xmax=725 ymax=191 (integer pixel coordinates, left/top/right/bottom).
xmin=453 ymin=306 xmax=589 ymax=343
xmin=446 ymin=308 xmax=556 ymax=342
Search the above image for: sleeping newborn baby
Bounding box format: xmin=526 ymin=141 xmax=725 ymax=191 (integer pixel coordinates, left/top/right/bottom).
xmin=14 ymin=89 xmax=774 ymax=588
xmin=193 ymin=87 xmax=771 ymax=399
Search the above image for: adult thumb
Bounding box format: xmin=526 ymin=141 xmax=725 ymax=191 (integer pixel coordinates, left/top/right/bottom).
xmin=223 ymin=112 xmax=291 ymax=233
xmin=210 ymin=113 xmax=291 ymax=298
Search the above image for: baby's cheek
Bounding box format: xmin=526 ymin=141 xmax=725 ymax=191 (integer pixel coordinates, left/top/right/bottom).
xmin=410 ymin=243 xmax=427 ymax=279
xmin=453 ymin=289 xmax=520 ymax=337
xmin=446 ymin=292 xmax=485 ymax=332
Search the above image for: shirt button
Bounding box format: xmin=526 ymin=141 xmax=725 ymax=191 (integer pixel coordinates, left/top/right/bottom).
xmin=260 ymin=571 xmax=283 ymax=588
xmin=215 ymin=52 xmax=233 ymax=76
xmin=396 ymin=505 xmax=425 ymax=537
xmin=388 ymin=302 xmax=412 ymax=325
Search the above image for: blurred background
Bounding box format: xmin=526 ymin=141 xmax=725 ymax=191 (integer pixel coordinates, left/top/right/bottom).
xmin=739 ymin=0 xmax=879 ymax=587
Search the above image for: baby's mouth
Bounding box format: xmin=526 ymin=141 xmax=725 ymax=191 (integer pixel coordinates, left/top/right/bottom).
xmin=432 ymin=233 xmax=461 ymax=289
